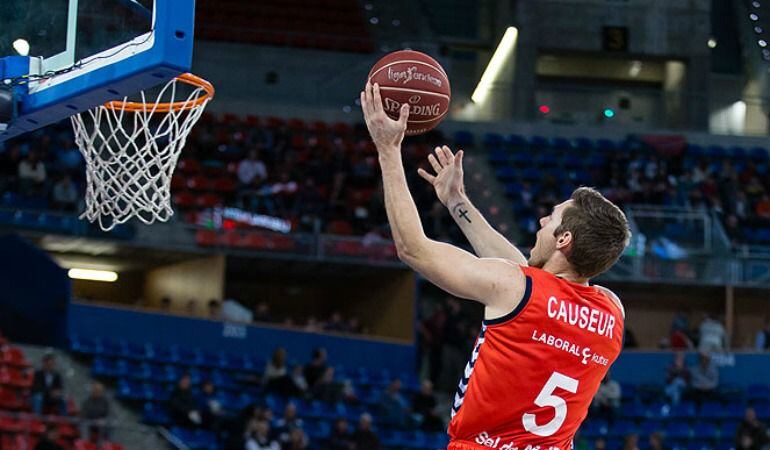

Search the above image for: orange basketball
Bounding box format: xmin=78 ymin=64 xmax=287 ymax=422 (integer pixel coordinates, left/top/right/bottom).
xmin=367 ymin=50 xmax=451 ymax=136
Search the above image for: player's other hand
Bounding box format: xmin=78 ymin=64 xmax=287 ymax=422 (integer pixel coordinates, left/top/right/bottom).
xmin=361 ymin=82 xmax=409 ymax=153
xmin=418 ymin=145 xmax=466 ymax=207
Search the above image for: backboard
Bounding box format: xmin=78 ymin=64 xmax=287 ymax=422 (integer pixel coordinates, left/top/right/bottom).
xmin=0 ymin=0 xmax=195 ymax=142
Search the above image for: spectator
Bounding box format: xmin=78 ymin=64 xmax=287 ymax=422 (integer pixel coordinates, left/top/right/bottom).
xmin=185 ymin=299 xmax=198 ymax=316
xmin=325 ymin=312 xmax=345 ymax=332
xmin=351 ymin=413 xmax=379 ymax=450
xmin=18 ymin=150 xmax=46 ymax=196
xmin=736 ymin=407 xmax=768 ymax=450
xmin=274 ymin=402 xmax=303 ymax=445
xmin=264 ymin=348 xmax=289 ymax=392
xmin=167 ymin=374 xmax=202 ymax=427
xmin=649 ymin=432 xmax=669 ymax=450
xmin=253 ymin=302 xmax=275 ymax=323
xmin=287 ymin=365 xmax=309 ymax=397
xmin=0 ymin=144 xmax=22 ymax=192
xmin=160 ymin=296 xmax=172 ymax=312
xmin=380 ymin=379 xmax=408 ymax=428
xmin=755 ymin=317 xmax=770 ymax=351
xmin=689 ymin=352 xmax=719 ymax=405
xmin=622 ymin=434 xmax=639 ymax=450
xmin=698 ymin=314 xmax=727 ymax=352
xmin=238 ymin=149 xmax=268 ymax=187
xmin=283 ymin=428 xmax=309 ymax=450
xmin=412 ymin=380 xmax=443 ymax=431
xmin=207 ymin=299 xmax=221 ymax=320
xmin=304 ymin=348 xmax=328 ymax=388
xmin=326 ymin=418 xmax=353 ymax=450
xmin=312 ymin=367 xmax=342 ymax=404
xmin=51 ymin=174 xmax=78 ymax=211
xmin=665 ymin=352 xmax=691 ymax=405
xmin=591 ymin=374 xmax=622 ymax=423
xmin=197 ymin=380 xmax=224 ymax=431
xmin=341 ymin=380 xmax=359 ymax=405
xmin=594 ymin=437 xmax=608 ymax=450
xmin=80 ymin=382 xmax=111 ymax=439
xmin=32 ymin=353 xmax=66 ymax=416
xmin=34 ymin=425 xmax=63 ymax=450
xmin=246 ymin=420 xmax=280 ymax=450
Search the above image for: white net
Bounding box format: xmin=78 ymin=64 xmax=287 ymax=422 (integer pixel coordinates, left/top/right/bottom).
xmin=71 ymin=75 xmax=212 ymax=231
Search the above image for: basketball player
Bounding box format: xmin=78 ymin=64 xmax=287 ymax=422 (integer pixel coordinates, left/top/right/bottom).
xmin=361 ymin=82 xmax=630 ymax=450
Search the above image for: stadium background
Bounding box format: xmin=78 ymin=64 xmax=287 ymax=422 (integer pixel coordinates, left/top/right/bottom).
xmin=0 ymin=0 xmax=769 ymax=449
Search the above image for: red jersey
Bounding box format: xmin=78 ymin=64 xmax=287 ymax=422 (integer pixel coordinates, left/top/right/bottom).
xmin=448 ymin=266 xmax=625 ymax=450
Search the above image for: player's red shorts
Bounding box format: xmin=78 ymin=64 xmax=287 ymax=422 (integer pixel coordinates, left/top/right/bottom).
xmin=447 ymin=441 xmax=486 ymax=450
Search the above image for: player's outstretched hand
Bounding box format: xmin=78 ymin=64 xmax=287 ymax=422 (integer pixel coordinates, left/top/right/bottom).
xmin=417 ymin=145 xmax=466 ymax=207
xmin=361 ymin=82 xmax=409 ymax=153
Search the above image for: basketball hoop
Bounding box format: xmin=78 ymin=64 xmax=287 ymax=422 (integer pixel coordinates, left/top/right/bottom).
xmin=71 ymin=73 xmax=214 ymax=231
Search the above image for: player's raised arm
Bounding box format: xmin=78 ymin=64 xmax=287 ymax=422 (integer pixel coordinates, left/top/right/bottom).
xmin=418 ymin=145 xmax=528 ymax=265
xmin=361 ymin=83 xmax=525 ymax=316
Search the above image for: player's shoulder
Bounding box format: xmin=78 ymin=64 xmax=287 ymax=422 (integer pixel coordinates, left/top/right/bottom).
xmin=593 ymin=284 xmax=625 ymax=318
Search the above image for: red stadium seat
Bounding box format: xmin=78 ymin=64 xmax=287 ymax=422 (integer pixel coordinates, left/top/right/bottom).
xmin=327 ymin=220 xmax=353 ymax=235
xmin=14 ymin=434 xmax=37 ymax=450
xmin=170 ymin=174 xmax=187 ymax=191
xmin=0 ymin=367 xmax=32 ymax=388
xmin=101 ymin=443 xmax=125 ymax=450
xmin=196 ymin=230 xmax=219 ymax=247
xmin=177 ymin=158 xmax=201 ymax=174
xmin=196 ymin=193 xmax=222 ymax=209
xmin=286 ymin=118 xmax=306 ymax=131
xmin=211 ymin=178 xmax=237 ymax=194
xmin=172 ymin=192 xmax=197 ymax=210
xmin=0 ymin=389 xmax=22 ymax=410
xmin=186 ymin=175 xmax=211 ymax=192
xmin=74 ymin=440 xmax=97 ymax=450
xmin=1 ymin=347 xmax=30 ymax=367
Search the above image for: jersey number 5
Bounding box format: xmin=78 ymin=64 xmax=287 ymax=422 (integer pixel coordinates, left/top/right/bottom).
xmin=522 ymin=372 xmax=579 ymax=437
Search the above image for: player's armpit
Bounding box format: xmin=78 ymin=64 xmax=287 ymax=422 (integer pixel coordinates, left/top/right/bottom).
xmin=400 ymin=239 xmax=527 ymax=315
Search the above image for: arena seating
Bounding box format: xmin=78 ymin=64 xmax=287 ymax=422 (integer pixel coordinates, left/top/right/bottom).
xmin=195 ymin=0 xmax=374 ymax=53
xmin=0 ymin=333 xmax=124 ymax=450
xmin=69 ymin=335 xmax=444 ymax=450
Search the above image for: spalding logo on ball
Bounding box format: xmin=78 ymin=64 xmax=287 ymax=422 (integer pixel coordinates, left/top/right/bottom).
xmin=367 ymin=50 xmax=451 ymax=136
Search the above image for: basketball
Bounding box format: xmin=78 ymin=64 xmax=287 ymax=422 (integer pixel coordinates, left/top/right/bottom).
xmin=367 ymin=50 xmax=451 ymax=135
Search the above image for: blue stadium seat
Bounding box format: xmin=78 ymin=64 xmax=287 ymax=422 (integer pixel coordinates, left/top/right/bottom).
xmin=488 ymin=149 xmax=510 ymax=165
xmin=142 ymin=402 xmax=171 ymax=426
xmin=505 ymin=134 xmax=528 ymax=149
xmin=596 ymin=139 xmax=617 ymax=153
xmin=582 ymin=419 xmax=609 ymax=437
xmin=718 ymin=422 xmax=739 ymax=441
xmin=551 ymin=137 xmax=572 ymax=150
xmin=483 ymin=133 xmax=504 ymax=148
xmin=171 ymin=428 xmax=219 ymax=450
xmin=609 ymin=420 xmax=638 ymax=437
xmin=530 ymin=135 xmax=549 ymax=149
xmin=454 ymin=131 xmax=474 ymax=147
xmin=619 ymin=402 xmax=646 ymax=420
xmin=692 ymin=422 xmax=719 ymax=440
xmin=564 ymin=153 xmax=584 ymax=169
xmin=511 ymin=151 xmax=532 ymax=166
xmin=495 ymin=167 xmax=518 ymax=180
xmin=727 ymin=146 xmax=747 ymax=159
xmin=699 ymin=401 xmax=724 ymax=420
xmin=747 ymin=384 xmax=769 ymax=401
xmin=573 ymin=137 xmax=594 ymax=151
xmin=752 ymin=402 xmax=770 ymax=420
xmin=705 ymin=145 xmax=727 ymax=158
xmin=639 ymin=420 xmax=663 ymax=436
xmin=665 ymin=421 xmax=692 ymax=439
xmin=687 ymin=441 xmax=713 ymax=450
xmin=749 ymin=146 xmax=769 ymax=161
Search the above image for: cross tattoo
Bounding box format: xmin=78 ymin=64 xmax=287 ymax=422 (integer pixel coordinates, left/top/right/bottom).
xmin=452 ymin=202 xmax=472 ymax=224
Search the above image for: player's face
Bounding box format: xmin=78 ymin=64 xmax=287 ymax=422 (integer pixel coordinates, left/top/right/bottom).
xmin=528 ymin=200 xmax=572 ymax=268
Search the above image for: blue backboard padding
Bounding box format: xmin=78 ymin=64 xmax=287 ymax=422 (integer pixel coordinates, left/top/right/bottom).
xmin=0 ymin=0 xmax=195 ymax=142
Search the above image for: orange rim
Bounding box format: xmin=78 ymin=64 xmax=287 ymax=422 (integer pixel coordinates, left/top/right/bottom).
xmin=104 ymin=73 xmax=215 ymax=112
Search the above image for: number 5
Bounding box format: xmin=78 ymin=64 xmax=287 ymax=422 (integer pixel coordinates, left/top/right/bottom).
xmin=522 ymin=372 xmax=579 ymax=437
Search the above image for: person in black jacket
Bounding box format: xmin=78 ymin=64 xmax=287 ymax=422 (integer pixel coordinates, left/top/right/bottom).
xmin=34 ymin=425 xmax=64 ymax=450
xmin=32 ymin=353 xmax=66 ymax=416
xmin=167 ymin=374 xmax=202 ymax=427
xmin=351 ymin=413 xmax=379 ymax=450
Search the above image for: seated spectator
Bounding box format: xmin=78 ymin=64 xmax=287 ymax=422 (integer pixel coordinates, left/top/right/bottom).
xmin=304 ymin=347 xmax=328 ymax=388
xmin=0 ymin=144 xmax=21 ymax=192
xmin=326 ymin=418 xmax=353 ymax=450
xmin=185 ymin=299 xmax=198 ymax=316
xmin=32 ymin=353 xmax=67 ymax=416
xmin=324 ymin=312 xmax=346 ymax=333
xmin=412 ymin=380 xmax=443 ymax=431
xmin=341 ymin=380 xmax=359 ymax=406
xmin=379 ymin=379 xmax=409 ymax=428
xmin=593 ymin=437 xmax=607 ymax=450
xmin=284 ymin=428 xmax=309 ymax=450
xmin=253 ymin=302 xmax=275 ymax=323
xmin=238 ymin=149 xmax=268 ymax=188
xmin=756 ymin=194 xmax=770 ymax=219
xmin=312 ymin=367 xmax=342 ymax=404
xmin=264 ymin=348 xmax=290 ymax=394
xmin=197 ymin=380 xmax=224 ymax=431
xmin=287 ymin=365 xmax=309 ymax=397
xmin=80 ymin=382 xmax=111 ymax=440
xmin=591 ymin=374 xmax=621 ymax=423
xmin=167 ymin=373 xmax=202 ymax=427
xmin=689 ymin=352 xmax=719 ymax=405
xmin=352 ymin=413 xmax=379 ymax=450
xmin=755 ymin=316 xmax=770 ymax=351
xmin=207 ymin=299 xmax=221 ymax=320
xmin=18 ymin=151 xmax=47 ymax=196
xmin=51 ymin=174 xmax=78 ymax=211
xmin=245 ymin=420 xmax=280 ymax=450
xmin=649 ymin=432 xmax=669 ymax=450
xmin=159 ymin=296 xmax=172 ymax=312
xmin=736 ymin=407 xmax=768 ymax=450
xmin=622 ymin=434 xmax=640 ymax=450
xmin=698 ymin=314 xmax=727 ymax=352
xmin=274 ymin=402 xmax=303 ymax=445
xmin=665 ymin=352 xmax=690 ymax=405
xmin=34 ymin=425 xmax=63 ymax=450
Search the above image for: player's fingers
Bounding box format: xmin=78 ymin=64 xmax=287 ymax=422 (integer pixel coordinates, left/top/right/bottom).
xmin=456 ymin=149 xmax=464 ymax=167
xmin=441 ymin=145 xmax=455 ymax=160
xmin=417 ymin=168 xmax=436 ymax=184
xmin=428 ymin=153 xmax=442 ymax=172
xmin=436 ymin=146 xmax=450 ymax=167
xmin=360 ymin=91 xmax=368 ymax=116
xmin=372 ymin=83 xmax=383 ymax=114
xmin=398 ymin=103 xmax=409 ymax=127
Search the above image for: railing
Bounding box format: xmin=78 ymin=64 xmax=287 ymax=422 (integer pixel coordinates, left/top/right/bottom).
xmin=625 ymin=205 xmax=730 ymax=255
xmin=4 ymin=206 xmax=770 ymax=286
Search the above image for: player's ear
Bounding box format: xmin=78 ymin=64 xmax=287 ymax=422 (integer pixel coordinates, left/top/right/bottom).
xmin=555 ymin=231 xmax=572 ymax=250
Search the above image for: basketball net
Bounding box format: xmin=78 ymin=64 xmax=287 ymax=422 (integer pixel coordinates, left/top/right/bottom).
xmin=70 ymin=74 xmax=214 ymax=231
